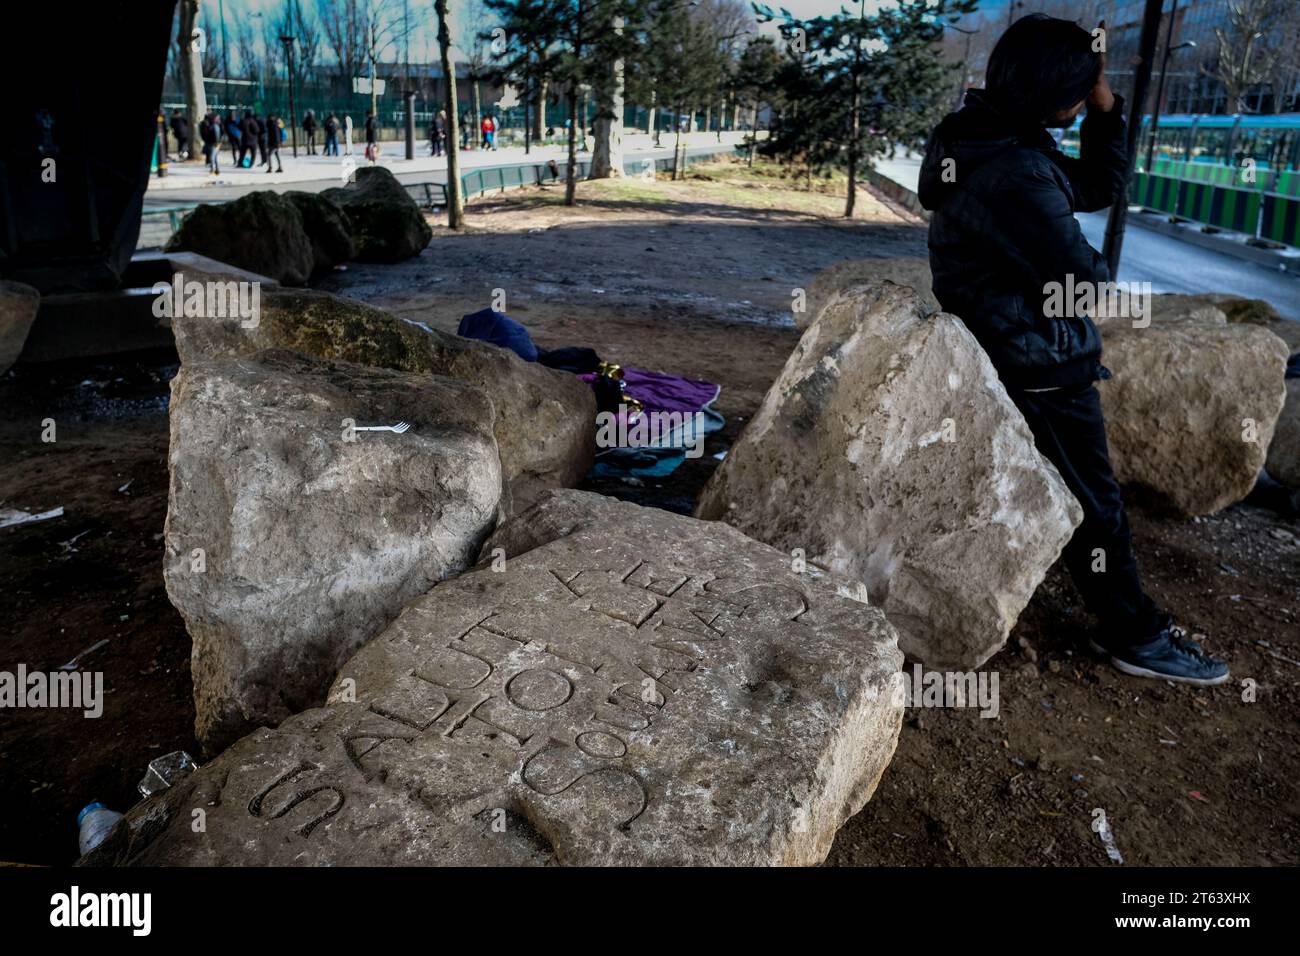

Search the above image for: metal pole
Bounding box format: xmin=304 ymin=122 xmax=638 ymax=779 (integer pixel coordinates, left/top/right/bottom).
xmin=282 ymin=37 xmax=299 ymax=158
xmin=219 ymin=0 xmax=229 ymax=90
xmin=404 ymin=89 xmax=416 ymax=160
xmin=1145 ymin=0 xmax=1179 ymax=174
xmin=1102 ymin=0 xmax=1165 ymax=277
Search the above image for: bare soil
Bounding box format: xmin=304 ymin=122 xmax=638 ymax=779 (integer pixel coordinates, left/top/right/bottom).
xmin=2 ymin=163 xmax=1296 ymax=866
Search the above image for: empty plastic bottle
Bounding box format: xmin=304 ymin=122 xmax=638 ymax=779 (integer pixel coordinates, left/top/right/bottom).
xmin=77 ymin=802 xmax=123 ymax=855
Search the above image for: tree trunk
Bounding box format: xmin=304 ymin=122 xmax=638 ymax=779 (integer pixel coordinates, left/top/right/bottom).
xmin=748 ymin=100 xmax=757 ymax=167
xmin=845 ymin=57 xmax=861 ymax=218
xmin=590 ymin=16 xmax=625 ymax=179
xmin=565 ymin=88 xmax=580 ymax=205
xmin=647 ymin=86 xmax=657 ymax=136
xmin=435 ymin=0 xmax=464 ymax=228
xmin=533 ymin=74 xmax=547 ymax=140
xmin=472 ymin=79 xmax=481 ymax=148
xmin=177 ymin=0 xmax=207 ymax=162
xmin=673 ymin=103 xmax=685 ymax=180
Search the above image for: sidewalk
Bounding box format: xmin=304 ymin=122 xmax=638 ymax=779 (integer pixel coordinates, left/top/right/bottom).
xmin=149 ymin=130 xmax=752 ymax=192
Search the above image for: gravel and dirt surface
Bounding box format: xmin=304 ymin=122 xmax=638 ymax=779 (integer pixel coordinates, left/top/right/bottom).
xmin=2 ymin=160 xmax=1296 ymax=866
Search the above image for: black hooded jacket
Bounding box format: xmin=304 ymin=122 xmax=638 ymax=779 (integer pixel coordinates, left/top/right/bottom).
xmin=918 ymin=89 xmax=1128 ymax=390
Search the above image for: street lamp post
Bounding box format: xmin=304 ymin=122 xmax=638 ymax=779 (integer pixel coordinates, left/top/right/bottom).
xmin=404 ymin=89 xmax=416 ymax=160
xmin=1101 ymin=0 xmax=1166 ymax=276
xmin=280 ymin=34 xmax=299 ymax=158
xmin=1145 ymin=0 xmax=1195 ymax=174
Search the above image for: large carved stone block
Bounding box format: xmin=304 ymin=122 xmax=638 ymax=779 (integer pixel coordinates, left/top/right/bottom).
xmin=84 ymin=491 xmax=902 ymax=866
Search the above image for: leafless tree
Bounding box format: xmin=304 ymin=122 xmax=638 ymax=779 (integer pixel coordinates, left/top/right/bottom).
xmin=1204 ymin=0 xmax=1291 ymax=113
xmin=176 ymin=0 xmax=208 ymax=158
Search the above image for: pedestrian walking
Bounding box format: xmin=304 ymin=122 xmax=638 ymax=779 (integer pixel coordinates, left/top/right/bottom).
xmin=481 ymin=113 xmax=497 ymax=151
xmin=303 ymin=109 xmax=318 ymax=155
xmin=429 ymin=110 xmax=445 ymax=157
xmin=169 ymin=108 xmax=191 ymax=161
xmin=364 ymin=109 xmax=378 ymax=163
xmin=344 ymin=115 xmax=354 ymax=155
xmin=226 ymin=111 xmax=242 ymax=166
xmin=323 ymin=113 xmax=339 ymax=156
xmin=199 ymin=111 xmax=220 ymax=174
xmin=264 ymin=113 xmax=284 ymax=173
xmin=256 ymin=112 xmax=270 ymax=167
xmin=239 ymin=111 xmax=259 ymax=168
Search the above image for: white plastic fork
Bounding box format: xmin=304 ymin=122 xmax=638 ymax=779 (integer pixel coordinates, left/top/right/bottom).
xmin=353 ymin=421 xmax=411 ymax=434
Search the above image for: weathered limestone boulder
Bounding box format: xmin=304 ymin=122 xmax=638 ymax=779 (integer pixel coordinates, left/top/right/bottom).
xmin=83 ymin=490 xmax=903 ymax=866
xmin=170 ymin=287 xmax=595 ymax=512
xmin=697 ymin=282 xmax=1081 ymax=670
xmin=321 ymin=166 xmax=431 ymax=263
xmin=0 ymin=280 xmax=40 ymax=374
xmin=1207 ymin=294 xmax=1300 ymax=353
xmin=285 ymin=191 xmax=355 ymax=275
xmin=165 ymin=192 xmax=316 ymax=286
xmin=1096 ymin=291 xmax=1300 ymax=350
xmin=1096 ymin=309 xmax=1290 ymax=516
xmin=1265 ymin=377 xmax=1300 ymax=488
xmin=165 ymin=348 xmax=502 ymax=754
xmin=803 ymin=256 xmax=937 ymax=330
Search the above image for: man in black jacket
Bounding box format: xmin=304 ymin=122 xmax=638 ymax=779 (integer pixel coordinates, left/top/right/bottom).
xmin=240 ymin=111 xmax=259 ymax=168
xmin=919 ymin=14 xmax=1227 ymax=685
xmin=168 ymin=109 xmax=191 ymax=161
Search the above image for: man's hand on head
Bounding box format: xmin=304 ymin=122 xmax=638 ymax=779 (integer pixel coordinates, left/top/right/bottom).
xmin=1089 ymin=20 xmax=1116 ymax=113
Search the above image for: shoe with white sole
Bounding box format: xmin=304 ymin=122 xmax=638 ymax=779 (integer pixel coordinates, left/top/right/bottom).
xmin=1089 ymin=627 xmax=1229 ymax=686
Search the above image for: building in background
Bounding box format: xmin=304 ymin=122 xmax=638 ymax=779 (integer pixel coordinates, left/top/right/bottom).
xmin=948 ymin=0 xmax=1300 ymax=117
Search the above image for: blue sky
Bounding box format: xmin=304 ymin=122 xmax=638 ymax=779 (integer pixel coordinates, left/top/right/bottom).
xmin=212 ymin=0 xmax=1013 ymax=60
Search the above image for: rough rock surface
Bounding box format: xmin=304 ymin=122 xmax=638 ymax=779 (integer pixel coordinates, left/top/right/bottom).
xmin=170 ymin=287 xmax=595 ymax=511
xmin=803 ymin=256 xmax=938 ymax=330
xmin=1097 ymin=317 xmax=1290 ymax=516
xmin=696 ymin=282 xmax=1081 ymax=670
xmin=165 ymin=192 xmax=316 ymax=287
xmin=83 ymin=490 xmax=903 ymax=866
xmin=1096 ymin=292 xmax=1300 ymax=350
xmin=285 ymin=191 xmax=355 ymax=275
xmin=0 ymin=280 xmax=40 ymax=374
xmin=165 ymin=348 xmax=502 ymax=753
xmin=1265 ymin=378 xmax=1300 ymax=489
xmin=321 ymin=166 xmax=432 ymax=262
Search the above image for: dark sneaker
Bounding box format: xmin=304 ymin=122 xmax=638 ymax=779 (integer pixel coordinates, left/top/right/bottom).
xmin=1089 ymin=628 xmax=1229 ymax=686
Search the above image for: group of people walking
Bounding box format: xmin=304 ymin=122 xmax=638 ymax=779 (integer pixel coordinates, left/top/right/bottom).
xmin=170 ymin=105 xmax=511 ymax=174
xmin=167 ymin=108 xmax=356 ymax=176
xmin=177 ymin=109 xmax=288 ymax=175
xmin=427 ymin=110 xmax=500 ymax=156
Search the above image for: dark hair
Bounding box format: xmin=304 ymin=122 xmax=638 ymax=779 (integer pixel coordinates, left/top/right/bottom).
xmin=986 ymin=14 xmax=1100 ymax=121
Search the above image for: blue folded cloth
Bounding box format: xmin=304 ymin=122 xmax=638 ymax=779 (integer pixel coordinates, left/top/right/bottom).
xmin=457 ymin=308 xmax=538 ymax=362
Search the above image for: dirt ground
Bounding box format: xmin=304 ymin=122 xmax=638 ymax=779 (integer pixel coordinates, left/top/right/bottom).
xmin=2 ymin=162 xmax=1297 ymax=866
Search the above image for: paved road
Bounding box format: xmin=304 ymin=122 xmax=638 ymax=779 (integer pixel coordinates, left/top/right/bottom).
xmin=873 ymin=155 xmax=1300 ymax=321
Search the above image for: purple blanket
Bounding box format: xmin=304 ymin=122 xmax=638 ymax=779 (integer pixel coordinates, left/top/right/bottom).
xmin=580 ymin=366 xmax=720 ymax=415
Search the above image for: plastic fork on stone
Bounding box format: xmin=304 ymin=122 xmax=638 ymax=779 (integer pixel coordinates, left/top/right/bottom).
xmin=353 ymin=421 xmax=411 ymax=434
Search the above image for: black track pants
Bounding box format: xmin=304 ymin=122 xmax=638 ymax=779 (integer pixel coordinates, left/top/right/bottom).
xmin=1009 ymin=382 xmax=1168 ymax=646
